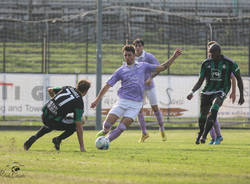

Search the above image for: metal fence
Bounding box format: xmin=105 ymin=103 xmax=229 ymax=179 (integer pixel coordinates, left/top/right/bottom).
xmin=1 ymin=2 xmax=250 ymax=126
xmin=1 ymin=6 xmax=250 ymax=75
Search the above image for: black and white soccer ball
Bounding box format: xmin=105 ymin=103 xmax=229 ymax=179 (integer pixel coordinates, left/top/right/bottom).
xmin=95 ymin=136 xmax=110 ymax=150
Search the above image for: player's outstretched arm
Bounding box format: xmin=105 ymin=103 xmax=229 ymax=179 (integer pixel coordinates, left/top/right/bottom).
xmin=186 ymin=77 xmax=204 ymax=100
xmin=76 ymin=121 xmax=85 ymax=152
xmin=152 ymin=48 xmax=182 ymax=78
xmin=91 ymin=84 xmax=111 ymax=108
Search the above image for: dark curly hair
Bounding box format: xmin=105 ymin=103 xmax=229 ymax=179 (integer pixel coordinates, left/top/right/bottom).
xmin=122 ymin=45 xmax=135 ymax=54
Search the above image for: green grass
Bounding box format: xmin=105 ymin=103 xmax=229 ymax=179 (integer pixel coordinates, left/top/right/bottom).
xmin=1 ymin=116 xmax=250 ymax=128
xmin=0 ymin=130 xmax=250 ymax=184
xmin=1 ymin=43 xmax=249 ymax=75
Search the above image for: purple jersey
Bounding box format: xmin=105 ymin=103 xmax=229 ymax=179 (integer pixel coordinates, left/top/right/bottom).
xmin=135 ymin=51 xmax=160 ymax=90
xmin=107 ymin=61 xmax=157 ymax=102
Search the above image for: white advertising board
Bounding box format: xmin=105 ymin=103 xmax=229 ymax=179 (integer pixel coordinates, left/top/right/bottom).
xmin=0 ymin=74 xmax=249 ymax=118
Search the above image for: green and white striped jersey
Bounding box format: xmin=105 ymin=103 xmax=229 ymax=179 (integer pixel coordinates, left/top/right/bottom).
xmin=200 ymin=55 xmax=240 ymax=95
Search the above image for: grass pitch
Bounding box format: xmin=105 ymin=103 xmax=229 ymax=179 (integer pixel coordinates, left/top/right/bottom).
xmin=2 ymin=43 xmax=248 ymax=75
xmin=0 ymin=129 xmax=250 ymax=184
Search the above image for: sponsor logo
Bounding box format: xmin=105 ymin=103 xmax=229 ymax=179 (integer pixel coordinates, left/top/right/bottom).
xmin=0 ymin=82 xmax=50 ymax=101
xmin=211 ymin=69 xmax=222 ymax=81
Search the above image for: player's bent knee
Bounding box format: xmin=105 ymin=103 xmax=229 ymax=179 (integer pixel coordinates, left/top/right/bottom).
xmin=103 ymin=121 xmax=112 ymax=129
xmin=151 ymin=105 xmax=159 ymax=112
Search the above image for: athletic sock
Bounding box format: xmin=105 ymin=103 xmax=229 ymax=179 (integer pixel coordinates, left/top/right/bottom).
xmin=202 ymin=117 xmax=215 ymax=140
xmin=103 ymin=121 xmax=112 ymax=134
xmin=108 ymin=123 xmax=127 ymax=142
xmin=138 ymin=112 xmax=147 ymax=135
xmin=154 ymin=110 xmax=164 ymax=131
xmin=198 ymin=114 xmax=206 ymax=139
xmin=214 ymin=119 xmax=222 ymax=137
xmin=209 ymin=127 xmax=216 ymax=140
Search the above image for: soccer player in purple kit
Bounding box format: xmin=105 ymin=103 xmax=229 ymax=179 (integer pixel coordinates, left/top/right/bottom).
xmin=133 ymin=38 xmax=166 ymax=142
xmin=91 ymin=45 xmax=182 ymax=145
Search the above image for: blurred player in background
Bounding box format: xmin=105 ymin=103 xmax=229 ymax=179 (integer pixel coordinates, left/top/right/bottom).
xmin=133 ymin=38 xmax=166 ymax=143
xmin=91 ymin=45 xmax=182 ymax=145
xmin=187 ymin=42 xmax=244 ymax=144
xmin=24 ymin=79 xmax=91 ymax=152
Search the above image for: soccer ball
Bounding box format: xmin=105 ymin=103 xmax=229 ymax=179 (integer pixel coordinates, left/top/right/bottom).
xmin=95 ymin=136 xmax=110 ymax=150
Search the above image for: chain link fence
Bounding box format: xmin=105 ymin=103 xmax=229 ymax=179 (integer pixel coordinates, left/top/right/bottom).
xmin=1 ymin=2 xmax=250 ymax=127
xmin=0 ymin=5 xmax=250 ymax=75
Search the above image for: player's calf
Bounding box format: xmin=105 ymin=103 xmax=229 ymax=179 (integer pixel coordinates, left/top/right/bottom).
xmin=24 ymin=136 xmax=37 ymax=151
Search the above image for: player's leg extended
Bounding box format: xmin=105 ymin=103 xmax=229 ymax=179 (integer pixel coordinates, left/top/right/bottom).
xmin=138 ymin=110 xmax=147 ymax=135
xmin=152 ymin=105 xmax=166 ymax=141
xmin=97 ymin=100 xmax=125 ymax=138
xmin=213 ymin=119 xmax=223 ymax=144
xmin=138 ymin=109 xmax=149 ymax=143
xmin=48 ymin=120 xmax=76 ymax=150
xmin=108 ymin=117 xmax=133 ymax=142
xmin=148 ymin=88 xmax=166 ymax=141
xmin=197 ymin=94 xmax=212 ymax=144
xmin=108 ymin=100 xmax=142 ymax=142
xmin=197 ymin=113 xmax=207 ymax=144
xmin=214 ymin=119 xmax=222 ymax=137
xmin=201 ymin=96 xmax=223 ymax=143
xmin=96 ymin=113 xmax=119 ymax=138
xmin=152 ymin=106 xmax=164 ymax=132
xmin=138 ymin=91 xmax=149 ymax=142
xmin=208 ymin=112 xmax=216 ymax=144
xmin=209 ymin=127 xmax=216 ymax=144
xmin=56 ymin=117 xmax=76 ymax=140
xmin=24 ymin=121 xmax=52 ymax=150
xmin=34 ymin=125 xmax=52 ymax=139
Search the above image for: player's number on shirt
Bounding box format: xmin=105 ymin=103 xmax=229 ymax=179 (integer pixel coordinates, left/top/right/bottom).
xmin=54 ymin=88 xmax=75 ymax=107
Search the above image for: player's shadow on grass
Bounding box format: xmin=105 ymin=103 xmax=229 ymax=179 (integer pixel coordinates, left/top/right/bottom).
xmin=25 ymin=149 xmax=88 ymax=153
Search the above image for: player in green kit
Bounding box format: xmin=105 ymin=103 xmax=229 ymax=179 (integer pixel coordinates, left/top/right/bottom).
xmin=187 ymin=43 xmax=244 ymax=144
xmin=24 ymin=79 xmax=91 ymax=152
